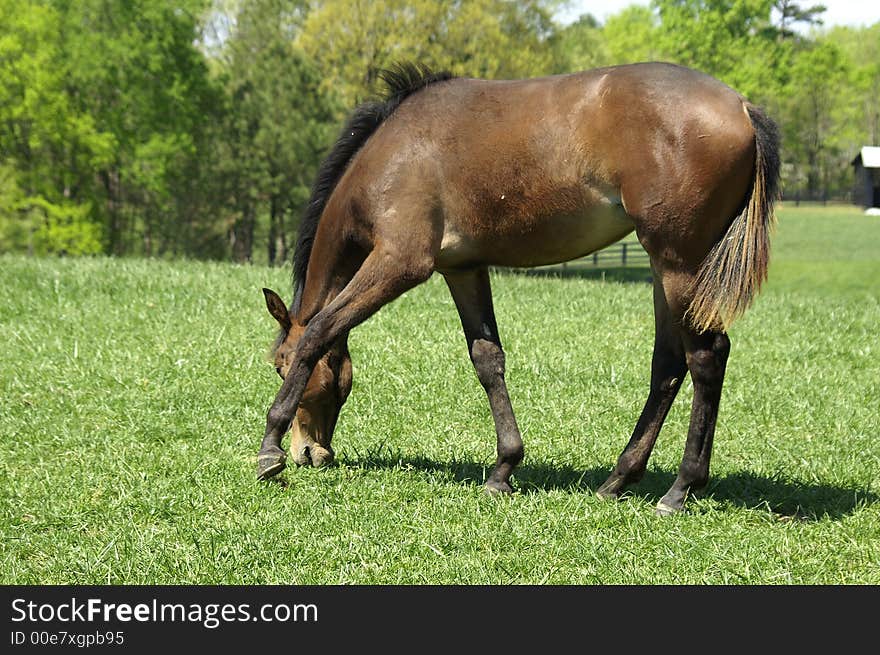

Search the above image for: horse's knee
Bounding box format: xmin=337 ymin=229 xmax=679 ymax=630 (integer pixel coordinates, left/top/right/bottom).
xmin=470 ymin=339 xmax=505 ymax=389
xmin=297 ymin=317 xmax=332 ymax=365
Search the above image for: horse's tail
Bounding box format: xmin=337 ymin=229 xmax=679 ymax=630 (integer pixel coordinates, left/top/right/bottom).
xmin=686 ymin=103 xmax=781 ymax=333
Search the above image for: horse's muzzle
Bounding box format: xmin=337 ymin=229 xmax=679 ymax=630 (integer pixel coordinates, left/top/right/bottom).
xmin=292 ymin=443 xmax=334 ymax=467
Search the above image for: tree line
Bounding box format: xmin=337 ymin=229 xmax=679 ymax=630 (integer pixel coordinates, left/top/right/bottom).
xmin=1 ymin=0 xmax=877 ymax=262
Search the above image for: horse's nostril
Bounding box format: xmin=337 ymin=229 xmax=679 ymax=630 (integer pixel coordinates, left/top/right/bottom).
xmin=301 ymin=445 xmax=312 ymax=466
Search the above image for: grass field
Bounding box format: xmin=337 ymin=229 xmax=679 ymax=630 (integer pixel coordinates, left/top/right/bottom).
xmin=1 ymin=205 xmax=878 ymax=584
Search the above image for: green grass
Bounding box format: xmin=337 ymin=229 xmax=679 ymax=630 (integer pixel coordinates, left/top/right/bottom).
xmin=1 ymin=205 xmax=878 ymax=584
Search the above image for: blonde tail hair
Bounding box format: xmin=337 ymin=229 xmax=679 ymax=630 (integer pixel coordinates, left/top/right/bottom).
xmin=686 ymin=103 xmax=781 ymax=333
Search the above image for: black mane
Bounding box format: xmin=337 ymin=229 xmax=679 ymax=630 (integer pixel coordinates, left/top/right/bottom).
xmin=290 ymin=63 xmax=454 ymax=314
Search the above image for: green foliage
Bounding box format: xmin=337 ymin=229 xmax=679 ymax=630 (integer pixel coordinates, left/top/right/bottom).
xmin=779 ymin=40 xmax=847 ymax=193
xmin=0 ymin=165 xmax=102 ymax=255
xmin=775 ymin=0 xmax=827 ymax=38
xmin=297 ymin=0 xmax=559 ymax=105
xmin=826 ymin=24 xmax=880 ymax=150
xmin=551 ymin=13 xmax=608 ymax=72
xmin=27 ymin=197 xmax=103 ymax=256
xmin=56 ymin=0 xmax=225 ymax=256
xmin=213 ymin=0 xmax=341 ymax=263
xmin=0 ymin=0 xmax=114 ymax=255
xmin=602 ymin=6 xmax=663 ymax=64
xmin=0 ymin=166 xmax=31 ymax=252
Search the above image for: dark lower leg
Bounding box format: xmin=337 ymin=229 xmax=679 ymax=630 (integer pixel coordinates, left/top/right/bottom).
xmin=257 ymin=352 xmax=323 ymax=479
xmin=656 ymin=331 xmax=730 ymax=514
xmin=445 ymin=270 xmax=523 ymax=493
xmin=597 ymin=281 xmax=686 ymax=498
xmin=596 ymin=350 xmax=685 ymax=498
xmin=473 ymin=340 xmax=524 ymax=493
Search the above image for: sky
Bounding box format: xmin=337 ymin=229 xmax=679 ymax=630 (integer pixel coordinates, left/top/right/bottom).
xmin=556 ymin=0 xmax=880 ymax=28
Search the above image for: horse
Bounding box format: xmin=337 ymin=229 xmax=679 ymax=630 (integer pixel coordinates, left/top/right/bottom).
xmin=258 ymin=62 xmax=780 ymax=515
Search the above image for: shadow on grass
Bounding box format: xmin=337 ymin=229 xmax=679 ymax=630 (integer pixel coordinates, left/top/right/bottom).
xmin=339 ymin=452 xmax=876 ymax=520
xmin=494 ymin=265 xmax=654 ymax=284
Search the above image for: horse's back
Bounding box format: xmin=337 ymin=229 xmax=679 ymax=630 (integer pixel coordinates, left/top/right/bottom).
xmin=345 ymin=63 xmax=757 ymax=271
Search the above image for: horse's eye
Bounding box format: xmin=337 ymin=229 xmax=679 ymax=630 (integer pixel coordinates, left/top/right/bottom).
xmin=275 ymin=367 xmax=283 ymax=379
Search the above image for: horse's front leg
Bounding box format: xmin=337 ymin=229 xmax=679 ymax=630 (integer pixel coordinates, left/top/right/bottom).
xmin=444 ymin=269 xmax=523 ymax=493
xmin=257 ymin=355 xmax=316 ymax=479
xmin=257 ymin=247 xmax=433 ymax=480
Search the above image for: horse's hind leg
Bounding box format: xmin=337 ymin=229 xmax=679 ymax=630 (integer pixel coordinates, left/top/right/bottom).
xmin=444 ymin=269 xmax=524 ymax=493
xmin=597 ymin=277 xmax=687 ymax=499
xmin=655 ymin=327 xmax=730 ymax=515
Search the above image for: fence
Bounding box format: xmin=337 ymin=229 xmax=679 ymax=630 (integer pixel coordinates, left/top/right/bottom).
xmin=547 ymin=240 xmax=650 ymax=271
xmin=497 ymin=240 xmax=650 ymax=277
xmin=781 ymin=189 xmax=855 ymax=206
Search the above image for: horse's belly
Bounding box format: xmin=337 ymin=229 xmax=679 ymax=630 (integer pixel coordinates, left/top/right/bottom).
xmin=437 ymin=200 xmax=636 ymax=270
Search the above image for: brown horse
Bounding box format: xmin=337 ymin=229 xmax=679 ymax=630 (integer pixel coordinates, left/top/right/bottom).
xmin=259 ymin=62 xmax=780 ymax=515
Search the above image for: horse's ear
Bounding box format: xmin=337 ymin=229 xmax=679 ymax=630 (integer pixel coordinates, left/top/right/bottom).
xmin=263 ymin=288 xmax=292 ymax=332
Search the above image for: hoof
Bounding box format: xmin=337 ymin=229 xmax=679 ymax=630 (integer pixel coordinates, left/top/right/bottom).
xmin=256 ymin=446 xmax=287 ymax=481
xmin=484 ymin=480 xmax=513 ymax=495
xmin=654 ymin=501 xmax=680 ymax=517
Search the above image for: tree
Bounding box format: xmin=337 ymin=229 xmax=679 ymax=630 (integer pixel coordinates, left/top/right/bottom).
xmin=296 ymin=0 xmax=559 ymax=106
xmin=551 ymin=13 xmax=609 ymax=73
xmin=780 ymin=40 xmax=847 ymax=196
xmin=215 ymin=0 xmax=340 ymax=264
xmin=826 ymin=24 xmax=880 ymax=147
xmin=54 ymin=0 xmax=224 ymax=256
xmin=0 ymin=0 xmax=112 ymax=255
xmin=774 ymin=0 xmax=826 ymax=40
xmin=602 ymin=5 xmax=662 ymax=65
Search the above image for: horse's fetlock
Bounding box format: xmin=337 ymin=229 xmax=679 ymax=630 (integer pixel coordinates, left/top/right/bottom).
xmin=499 ymin=441 xmax=524 ymax=466
xmin=617 ymin=452 xmax=646 ymax=480
xmin=692 ymin=476 xmax=709 ymax=491
xmin=679 ymin=461 xmax=709 ymax=489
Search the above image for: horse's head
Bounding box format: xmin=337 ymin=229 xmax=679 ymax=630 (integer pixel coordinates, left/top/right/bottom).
xmin=263 ymin=288 xmax=352 ymax=467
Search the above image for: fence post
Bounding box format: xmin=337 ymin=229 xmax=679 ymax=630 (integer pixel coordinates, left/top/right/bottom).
xmin=622 ymin=243 xmax=628 ymax=266
xmin=593 ymin=252 xmax=598 ymax=266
